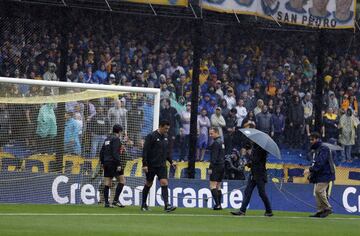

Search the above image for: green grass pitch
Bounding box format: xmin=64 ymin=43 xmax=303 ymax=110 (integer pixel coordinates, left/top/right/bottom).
xmin=0 ymin=204 xmax=359 ymax=236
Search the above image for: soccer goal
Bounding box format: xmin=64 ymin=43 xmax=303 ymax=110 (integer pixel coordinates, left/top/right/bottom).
xmin=0 ymin=77 xmax=160 ymax=205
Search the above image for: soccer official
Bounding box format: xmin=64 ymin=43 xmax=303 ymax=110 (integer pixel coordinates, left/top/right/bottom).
xmin=100 ymin=124 xmax=126 ymax=208
xmin=208 ymin=127 xmax=225 ymax=210
xmin=141 ymin=120 xmax=177 ymax=212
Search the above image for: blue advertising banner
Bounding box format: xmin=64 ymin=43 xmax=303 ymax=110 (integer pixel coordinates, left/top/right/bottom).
xmin=0 ymin=172 xmax=359 ymax=215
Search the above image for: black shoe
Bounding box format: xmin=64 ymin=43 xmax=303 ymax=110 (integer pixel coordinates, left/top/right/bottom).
xmin=213 ymin=205 xmax=222 ymax=210
xmin=104 ymin=203 xmax=114 ymax=208
xmin=319 ymin=209 xmax=333 ymax=218
xmin=309 ymin=211 xmax=323 ymax=217
xmin=264 ymin=212 xmax=274 ymax=217
xmin=164 ymin=205 xmax=177 ymax=212
xmin=112 ymin=201 xmax=125 ymax=208
xmin=230 ymin=210 xmax=246 ymax=216
xmin=141 ymin=204 xmax=150 ymax=211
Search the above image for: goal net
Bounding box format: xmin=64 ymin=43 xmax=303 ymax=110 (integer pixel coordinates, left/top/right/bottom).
xmin=0 ymin=77 xmax=160 ymax=205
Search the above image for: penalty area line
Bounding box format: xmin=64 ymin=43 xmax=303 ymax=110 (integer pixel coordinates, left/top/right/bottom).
xmin=0 ymin=213 xmax=359 ymax=220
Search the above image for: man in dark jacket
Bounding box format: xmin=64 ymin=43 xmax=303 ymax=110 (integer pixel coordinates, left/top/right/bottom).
xmin=141 ymin=120 xmax=177 ymax=212
xmin=288 ymin=95 xmax=305 ymax=148
xmin=305 ymin=132 xmax=336 ymax=218
xmin=231 ymin=143 xmax=273 ymax=217
xmin=208 ymin=127 xmax=226 ymax=210
xmin=224 ymin=149 xmax=246 ymax=180
xmin=99 ymin=124 xmax=125 ymax=208
xmin=160 ymin=99 xmax=180 ymax=157
xmin=256 ymin=105 xmax=272 ymax=135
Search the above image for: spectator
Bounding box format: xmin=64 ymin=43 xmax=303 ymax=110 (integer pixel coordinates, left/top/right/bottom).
xmin=271 ymin=106 xmax=285 ymax=145
xmin=322 ymin=107 xmax=339 ymax=142
xmin=256 ymin=105 xmax=272 ymax=135
xmin=254 ymin=99 xmax=264 ymax=116
xmin=288 ymin=96 xmax=305 ymax=148
xmin=90 ymin=106 xmax=109 ymax=158
xmin=36 ymin=103 xmax=57 ymax=154
xmin=108 ymin=99 xmax=126 ymax=133
xmin=327 ymin=91 xmax=339 ymax=111
xmin=160 ymin=98 xmax=179 ymax=155
xmin=338 ymin=108 xmax=358 ymax=162
xmin=178 ymin=102 xmax=191 ymax=162
xmin=0 ymin=104 xmax=11 ymax=151
xmin=242 ymin=110 xmax=256 ymax=129
xmin=197 ymin=108 xmax=211 ymax=162
xmin=224 ymin=108 xmax=237 ymax=154
xmin=94 ymin=62 xmax=108 ymax=84
xmin=210 ymin=107 xmax=226 ymax=141
xmin=64 ymin=112 xmax=81 ymax=155
xmin=303 ymin=92 xmax=314 ymax=137
xmin=43 ymin=62 xmax=58 ymax=81
xmin=235 ymin=99 xmax=247 ymax=128
xmin=223 ymin=88 xmax=236 ymax=110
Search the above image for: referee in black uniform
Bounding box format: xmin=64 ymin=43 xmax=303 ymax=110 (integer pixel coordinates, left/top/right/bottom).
xmin=100 ymin=124 xmax=126 ymax=208
xmin=208 ymin=127 xmax=225 ymax=210
xmin=141 ymin=120 xmax=177 ymax=212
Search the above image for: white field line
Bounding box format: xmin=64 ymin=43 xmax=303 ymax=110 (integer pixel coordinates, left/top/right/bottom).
xmin=0 ymin=213 xmax=359 ymax=220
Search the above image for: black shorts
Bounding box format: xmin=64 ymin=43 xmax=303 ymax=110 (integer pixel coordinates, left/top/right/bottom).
xmin=210 ymin=165 xmax=224 ymax=182
xmin=103 ymin=163 xmax=124 ymax=178
xmin=146 ymin=166 xmax=168 ymax=182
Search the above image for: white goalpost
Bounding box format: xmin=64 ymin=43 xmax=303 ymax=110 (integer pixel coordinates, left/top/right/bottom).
xmin=0 ymin=76 xmax=160 ymax=205
xmin=0 ymin=77 xmax=160 ymax=129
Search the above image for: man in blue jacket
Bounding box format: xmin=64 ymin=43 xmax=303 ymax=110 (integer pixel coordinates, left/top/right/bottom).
xmin=305 ymin=132 xmax=336 ymax=218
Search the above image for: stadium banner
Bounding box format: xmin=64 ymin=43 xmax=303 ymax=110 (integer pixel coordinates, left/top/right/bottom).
xmin=1 ymin=172 xmax=360 ymax=215
xmin=122 ymin=0 xmax=188 ymax=7
xmin=201 ymin=0 xmax=356 ymax=29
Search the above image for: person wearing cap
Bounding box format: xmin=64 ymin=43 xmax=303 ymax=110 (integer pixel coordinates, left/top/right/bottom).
xmin=224 ymin=87 xmax=236 ymax=110
xmin=211 ymin=107 xmax=226 ymax=141
xmin=327 ymin=91 xmax=339 ymax=111
xmin=100 ymin=123 xmax=126 ymax=208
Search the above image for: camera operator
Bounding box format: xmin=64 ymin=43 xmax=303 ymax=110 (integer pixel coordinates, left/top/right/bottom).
xmin=224 ymin=148 xmax=246 ymax=180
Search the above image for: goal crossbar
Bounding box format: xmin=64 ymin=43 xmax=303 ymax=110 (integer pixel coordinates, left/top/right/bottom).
xmin=0 ymin=76 xmax=161 ymax=130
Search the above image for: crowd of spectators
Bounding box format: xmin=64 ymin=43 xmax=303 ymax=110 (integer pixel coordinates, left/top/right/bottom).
xmin=0 ymin=7 xmax=360 ymax=165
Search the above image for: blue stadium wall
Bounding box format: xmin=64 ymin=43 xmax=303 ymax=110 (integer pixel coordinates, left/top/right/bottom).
xmin=0 ymin=173 xmax=359 ymax=215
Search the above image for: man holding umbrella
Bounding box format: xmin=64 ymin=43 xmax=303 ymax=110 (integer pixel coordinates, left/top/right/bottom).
xmin=231 ymin=128 xmax=278 ymax=217
xmin=231 ymin=143 xmax=273 ymax=216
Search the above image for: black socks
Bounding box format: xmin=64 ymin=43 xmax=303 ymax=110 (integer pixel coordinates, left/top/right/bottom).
xmin=104 ymin=185 xmax=110 ymax=204
xmin=211 ymin=188 xmax=219 ymax=206
xmin=113 ymin=183 xmax=124 ymax=202
xmin=161 ymin=185 xmax=169 ymax=207
xmin=142 ymin=185 xmax=151 ymax=206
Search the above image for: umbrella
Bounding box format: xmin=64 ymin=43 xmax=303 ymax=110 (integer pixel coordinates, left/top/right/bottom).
xmin=322 ymin=142 xmax=343 ymax=151
xmin=239 ymin=128 xmax=281 ymax=159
